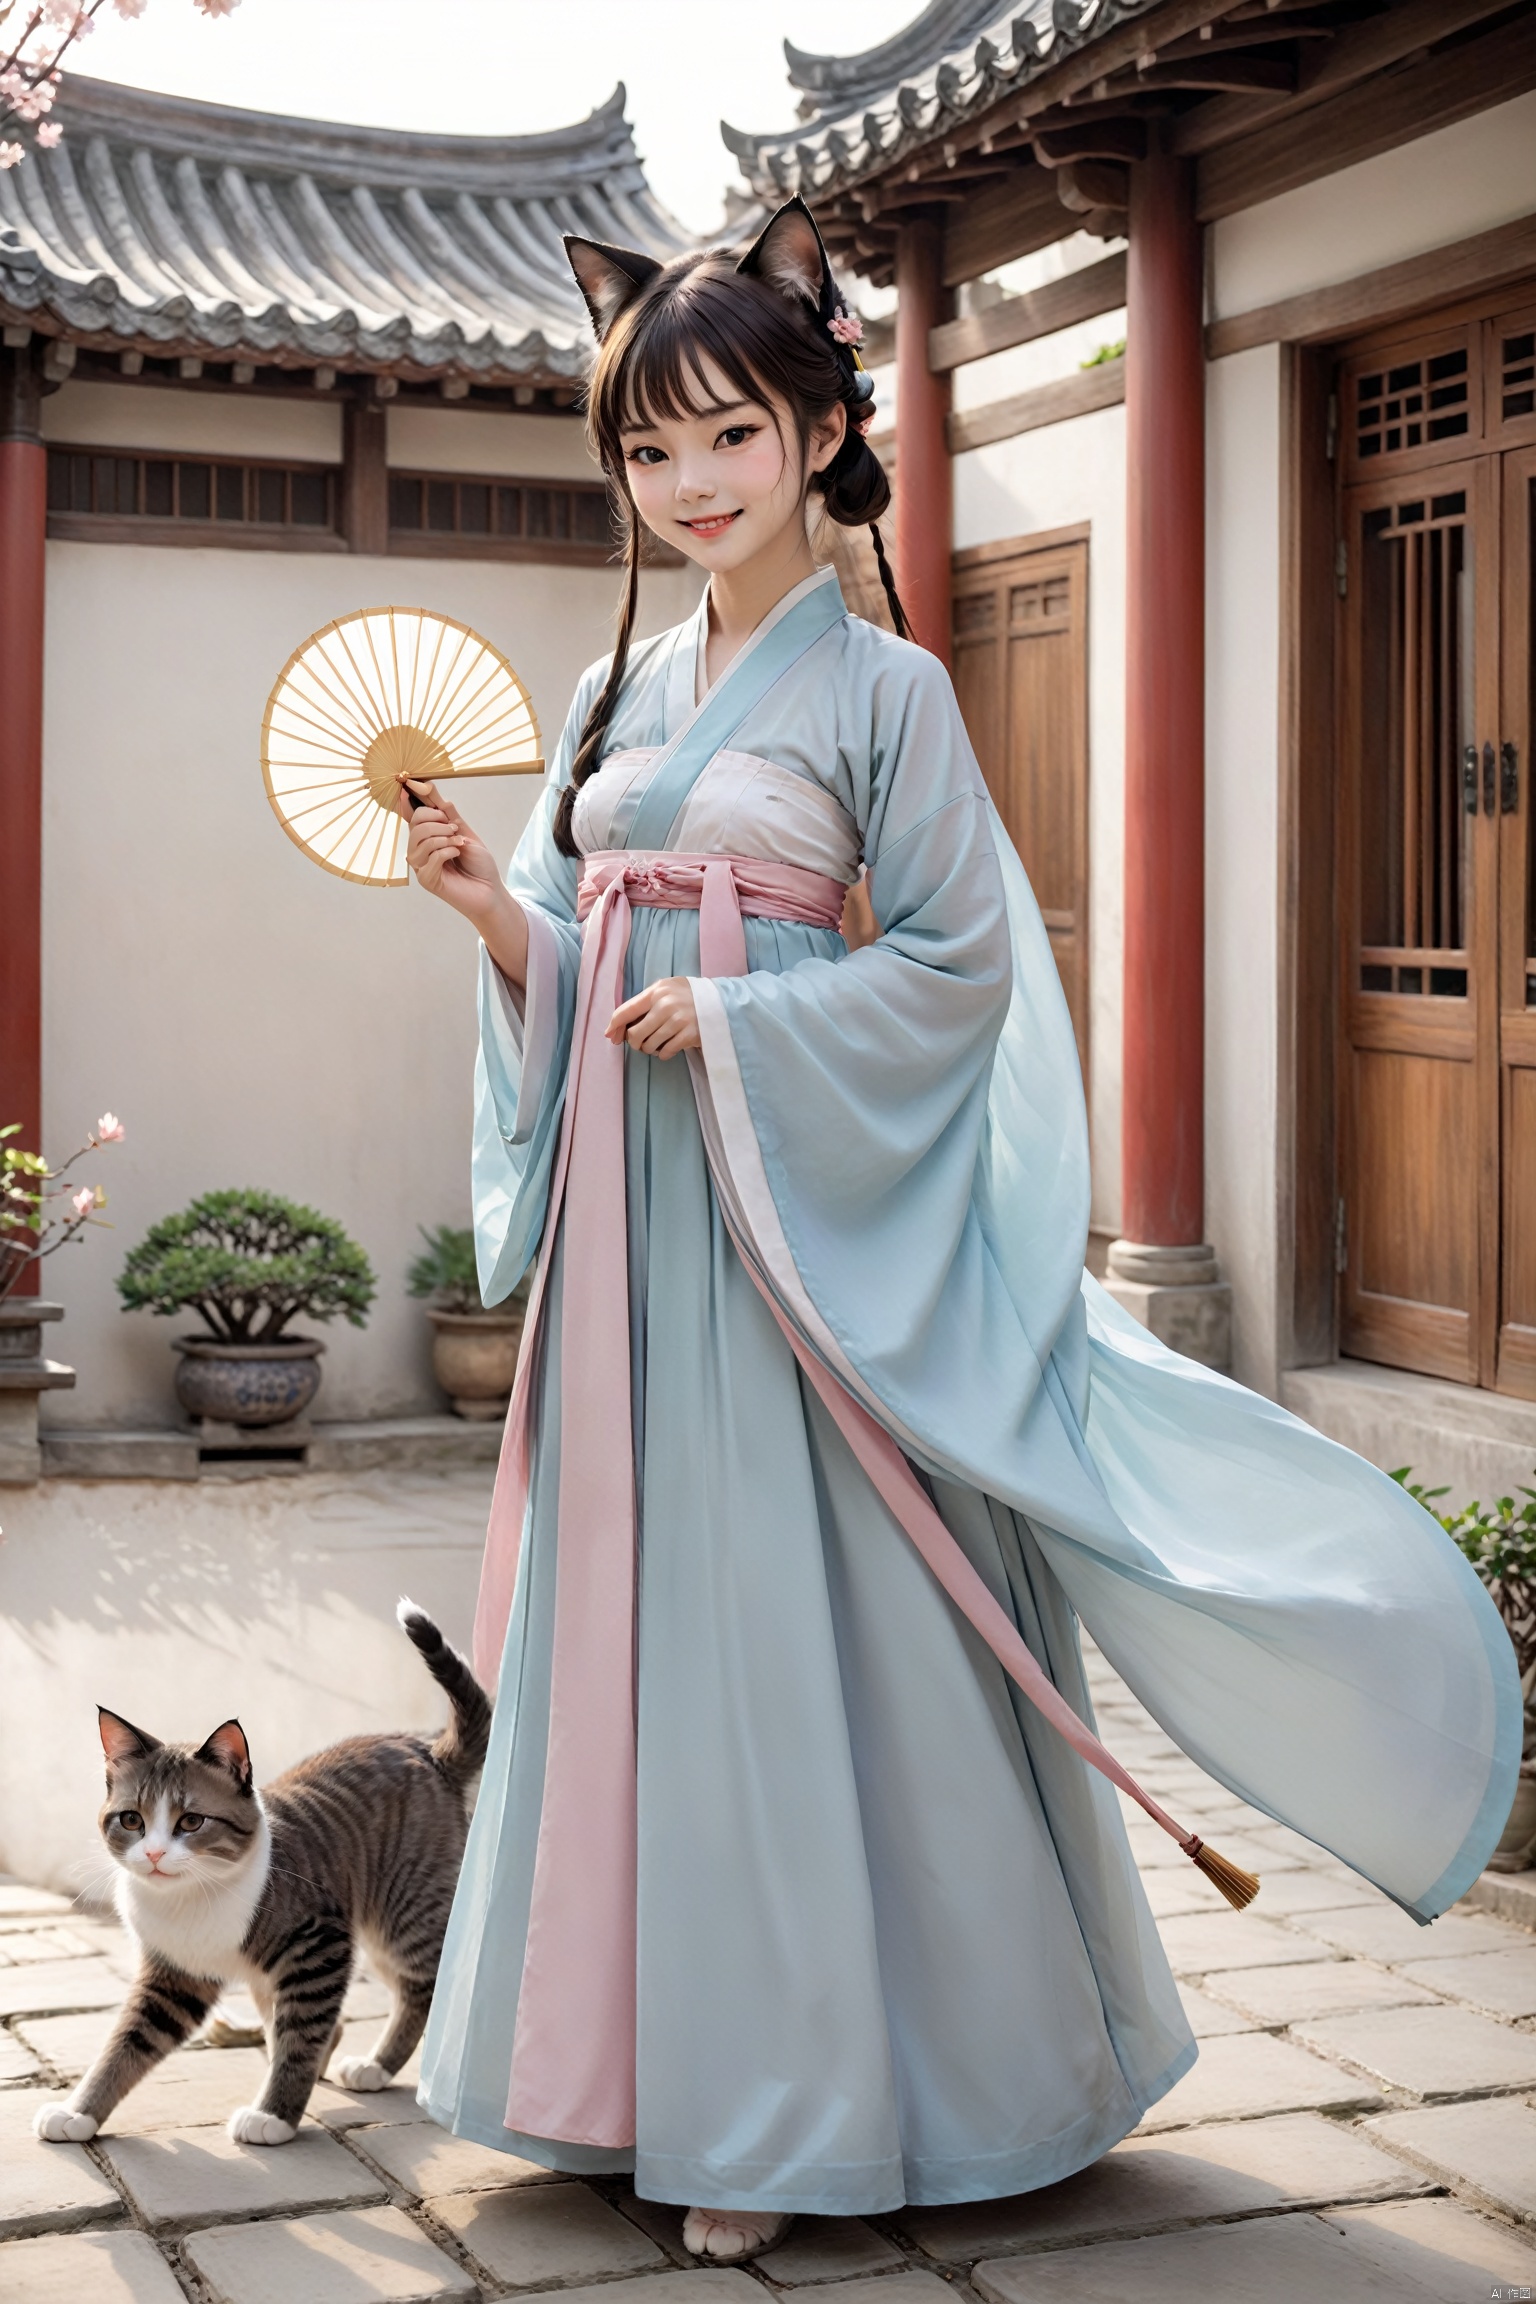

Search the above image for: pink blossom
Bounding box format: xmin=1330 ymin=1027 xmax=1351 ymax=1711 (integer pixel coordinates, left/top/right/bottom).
xmin=0 ymin=144 xmax=24 ymax=171
xmin=111 ymin=0 xmax=150 ymax=14
xmin=193 ymin=0 xmax=242 ymax=15
xmin=35 ymin=120 xmax=60 ymax=146
xmin=71 ymin=1186 xmax=95 ymax=1218
xmin=94 ymin=1113 xmax=125 ymax=1143
xmin=828 ymin=311 xmax=864 ymax=348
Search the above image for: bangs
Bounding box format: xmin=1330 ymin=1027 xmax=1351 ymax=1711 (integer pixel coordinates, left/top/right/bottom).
xmin=591 ymin=262 xmax=817 ymax=449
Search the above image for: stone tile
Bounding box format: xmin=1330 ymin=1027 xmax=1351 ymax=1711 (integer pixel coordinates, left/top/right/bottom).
xmin=347 ymin=2120 xmax=563 ymax=2199
xmin=0 ymin=1925 xmax=104 ymax=1965
xmin=1365 ymin=2097 xmax=1536 ymax=2223
xmin=343 ymin=1971 xmax=393 ymax=2021
xmin=0 ymin=2031 xmax=40 ymax=2083
xmin=897 ymin=2112 xmax=1426 ymax=2262
xmin=98 ymin=2047 xmax=274 ymax=2134
xmin=14 ymin=2007 xmax=116 ymax=2077
xmin=747 ymin=2216 xmax=902 ymax=2284
xmin=1177 ymin=1984 xmax=1257 ymax=2037
xmin=1137 ymin=2031 xmax=1383 ymax=2129
xmin=1206 ymin=1961 xmax=1440 ymax=2025
xmin=531 ymin=2277 xmax=780 ymax=2304
xmin=431 ymin=2178 xmax=666 ymax=2288
xmin=972 ymin=2205 xmax=1512 ymax=2302
xmin=308 ymin=2075 xmax=429 ymax=2132
xmin=1397 ymin=1947 xmax=1536 ymax=2019
xmin=0 ymin=2228 xmax=183 ymax=2303
xmin=184 ymin=2205 xmax=477 ymax=2304
xmin=777 ymin=2279 xmax=952 ymax=2304
xmin=1249 ymin=1868 xmax=1388 ymax=1914
xmin=333 ymin=2015 xmax=421 ymax=2085
xmin=1124 ymin=1829 xmax=1191 ymax=1869
xmin=1154 ymin=1911 xmax=1323 ymax=1975
xmin=0 ymin=1958 xmax=127 ymax=2017
xmin=96 ymin=2122 xmax=386 ymax=2233
xmin=0 ymin=2090 xmax=124 ymax=2238
xmin=1324 ymin=2195 xmax=1536 ymax=2297
xmin=0 ymin=1885 xmax=72 ymax=1920
xmin=1140 ymin=1870 xmax=1231 ymax=1919
xmin=1293 ymin=1903 xmax=1523 ymax=1964
xmin=1292 ymin=2004 xmax=1536 ymax=2099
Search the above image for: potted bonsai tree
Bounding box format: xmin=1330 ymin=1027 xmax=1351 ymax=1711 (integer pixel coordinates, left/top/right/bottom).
xmin=118 ymin=1189 xmax=375 ymax=1428
xmin=408 ymin=1224 xmax=527 ymax=1419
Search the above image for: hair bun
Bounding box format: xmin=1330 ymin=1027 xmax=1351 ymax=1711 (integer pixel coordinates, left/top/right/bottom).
xmin=819 ymin=430 xmax=891 ymax=527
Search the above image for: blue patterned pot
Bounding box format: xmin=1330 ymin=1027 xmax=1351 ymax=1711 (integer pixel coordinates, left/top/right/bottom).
xmin=173 ymin=1336 xmax=325 ymax=1427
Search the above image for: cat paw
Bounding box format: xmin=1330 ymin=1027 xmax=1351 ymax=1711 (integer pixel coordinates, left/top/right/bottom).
xmin=227 ymin=2105 xmax=296 ymax=2146
xmin=334 ymin=2056 xmax=389 ymax=2092
xmin=32 ymin=2104 xmax=97 ymax=2142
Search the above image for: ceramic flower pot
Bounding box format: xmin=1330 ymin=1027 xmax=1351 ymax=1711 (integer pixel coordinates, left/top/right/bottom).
xmin=173 ymin=1336 xmax=325 ymax=1428
xmin=1488 ymin=1764 xmax=1536 ymax=1874
xmin=428 ymin=1308 xmax=524 ymax=1420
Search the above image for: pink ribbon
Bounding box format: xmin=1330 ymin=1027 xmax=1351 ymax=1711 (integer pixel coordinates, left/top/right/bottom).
xmin=474 ymin=845 xmax=1204 ymax=2152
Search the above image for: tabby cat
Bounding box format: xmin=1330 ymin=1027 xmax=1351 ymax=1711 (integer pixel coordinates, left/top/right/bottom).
xmin=33 ymin=1600 xmax=490 ymax=2147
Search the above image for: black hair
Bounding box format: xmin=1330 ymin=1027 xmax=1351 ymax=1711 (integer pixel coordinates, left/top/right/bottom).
xmin=552 ymin=247 xmax=910 ymax=859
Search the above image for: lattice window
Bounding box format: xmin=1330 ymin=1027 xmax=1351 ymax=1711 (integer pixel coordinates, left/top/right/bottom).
xmin=952 ymin=593 xmax=995 ymax=635
xmin=46 ymin=448 xmax=333 ymax=529
xmin=1008 ymin=575 xmax=1071 ymax=628
xmin=1354 ymin=347 xmax=1471 ymax=465
xmin=1500 ymin=325 xmax=1535 ymax=424
xmin=1357 ymin=489 xmax=1472 ymax=999
xmin=388 ymin=470 xmax=613 ymax=550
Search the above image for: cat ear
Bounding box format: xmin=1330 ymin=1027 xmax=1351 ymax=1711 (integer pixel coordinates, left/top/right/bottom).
xmin=737 ymin=196 xmax=833 ymax=314
xmin=563 ymin=236 xmax=663 ymax=341
xmin=195 ymin=1719 xmax=253 ymax=1793
xmin=98 ymin=1708 xmax=160 ymax=1767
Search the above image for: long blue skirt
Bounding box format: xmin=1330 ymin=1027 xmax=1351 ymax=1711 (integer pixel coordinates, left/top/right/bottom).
xmin=418 ymin=910 xmax=1194 ymax=2213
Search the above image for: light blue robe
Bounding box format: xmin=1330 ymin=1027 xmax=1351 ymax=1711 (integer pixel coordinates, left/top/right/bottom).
xmin=420 ymin=571 xmax=1519 ymax=2214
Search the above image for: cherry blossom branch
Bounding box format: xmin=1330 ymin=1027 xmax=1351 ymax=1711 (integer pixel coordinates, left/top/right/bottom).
xmin=0 ymin=0 xmax=239 ymax=170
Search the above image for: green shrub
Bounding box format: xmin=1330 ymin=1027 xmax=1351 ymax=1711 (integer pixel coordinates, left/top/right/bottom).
xmin=118 ymin=1189 xmax=375 ymax=1344
xmin=406 ymin=1224 xmax=483 ymax=1316
xmin=1394 ymin=1469 xmax=1536 ymax=1689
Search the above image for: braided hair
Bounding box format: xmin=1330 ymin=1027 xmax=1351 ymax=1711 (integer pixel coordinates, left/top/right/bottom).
xmin=554 ymin=202 xmax=911 ymax=860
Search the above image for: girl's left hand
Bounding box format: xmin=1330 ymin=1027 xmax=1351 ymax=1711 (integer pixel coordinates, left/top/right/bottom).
xmin=607 ymin=978 xmax=700 ymax=1059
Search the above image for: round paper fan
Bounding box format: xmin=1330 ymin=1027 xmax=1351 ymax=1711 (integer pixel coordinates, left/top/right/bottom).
xmin=261 ymin=606 xmax=544 ymax=886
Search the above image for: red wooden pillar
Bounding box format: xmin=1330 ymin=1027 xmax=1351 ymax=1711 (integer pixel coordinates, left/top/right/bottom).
xmin=0 ymin=345 xmax=46 ymax=1287
xmin=894 ymin=215 xmax=952 ymax=668
xmin=1108 ymin=137 xmax=1231 ymax=1364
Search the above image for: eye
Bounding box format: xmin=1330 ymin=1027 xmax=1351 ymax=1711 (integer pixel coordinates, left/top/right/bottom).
xmin=117 ymin=1811 xmax=144 ymax=1834
xmin=626 ymin=444 xmax=665 ymax=466
xmin=175 ymin=1813 xmax=206 ymax=1835
xmin=716 ymin=424 xmax=757 ymax=448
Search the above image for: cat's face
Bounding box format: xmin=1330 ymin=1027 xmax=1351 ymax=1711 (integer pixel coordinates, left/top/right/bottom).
xmin=97 ymin=1711 xmax=260 ymax=1893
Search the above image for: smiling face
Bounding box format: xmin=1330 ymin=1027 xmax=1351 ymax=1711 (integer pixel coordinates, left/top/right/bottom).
xmin=620 ymin=354 xmax=845 ymax=579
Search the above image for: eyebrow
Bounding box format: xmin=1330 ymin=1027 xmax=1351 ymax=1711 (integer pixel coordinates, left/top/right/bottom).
xmin=619 ymin=398 xmax=756 ymax=436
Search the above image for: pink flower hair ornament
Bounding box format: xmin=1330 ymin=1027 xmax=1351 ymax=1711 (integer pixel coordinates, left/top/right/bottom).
xmin=828 ymin=309 xmax=864 ymax=349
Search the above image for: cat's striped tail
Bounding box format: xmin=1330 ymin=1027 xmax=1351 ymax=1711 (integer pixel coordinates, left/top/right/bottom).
xmin=396 ymin=1600 xmax=492 ymax=1788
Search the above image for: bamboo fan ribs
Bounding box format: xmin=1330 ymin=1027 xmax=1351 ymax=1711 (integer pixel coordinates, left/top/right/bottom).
xmin=261 ymin=607 xmax=543 ymax=886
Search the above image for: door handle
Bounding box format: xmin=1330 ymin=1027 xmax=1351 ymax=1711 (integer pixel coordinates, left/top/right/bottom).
xmin=1484 ymin=740 xmax=1497 ymax=815
xmin=1502 ymin=741 xmax=1519 ymax=813
xmin=1464 ymin=744 xmax=1479 ymax=814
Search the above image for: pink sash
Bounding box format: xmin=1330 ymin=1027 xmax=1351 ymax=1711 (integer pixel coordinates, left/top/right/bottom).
xmin=475 ymin=847 xmax=1213 ymax=2151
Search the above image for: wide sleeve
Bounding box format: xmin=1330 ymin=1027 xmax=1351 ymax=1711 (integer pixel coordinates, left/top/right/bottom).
xmin=686 ymin=635 xmax=1520 ymax=1923
xmin=471 ymin=671 xmax=594 ymax=1307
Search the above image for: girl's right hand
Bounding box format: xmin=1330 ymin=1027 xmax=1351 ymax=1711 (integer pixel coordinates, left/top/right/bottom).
xmin=401 ymin=779 xmax=504 ymax=929
xmin=401 ymin=778 xmax=529 ymax=988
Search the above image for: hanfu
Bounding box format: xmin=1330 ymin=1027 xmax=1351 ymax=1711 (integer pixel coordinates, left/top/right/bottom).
xmin=419 ymin=565 xmax=1519 ymax=2214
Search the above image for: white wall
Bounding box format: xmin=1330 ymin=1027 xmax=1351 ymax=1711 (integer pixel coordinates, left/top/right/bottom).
xmin=952 ymin=406 xmax=1127 ymax=1239
xmin=39 ymin=422 xmax=701 ymax=1428
xmin=1204 ymin=346 xmax=1282 ymax=1394
xmin=1210 ymin=91 xmax=1536 ymax=322
xmin=42 ymin=379 xmax=343 ymax=461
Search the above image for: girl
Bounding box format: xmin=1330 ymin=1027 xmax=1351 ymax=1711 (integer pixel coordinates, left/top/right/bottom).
xmin=404 ymin=199 xmax=1516 ymax=2262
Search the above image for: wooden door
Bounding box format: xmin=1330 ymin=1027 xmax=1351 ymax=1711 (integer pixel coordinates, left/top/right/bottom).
xmin=1336 ymin=294 xmax=1536 ymax=1394
xmin=951 ymin=533 xmax=1090 ymax=1079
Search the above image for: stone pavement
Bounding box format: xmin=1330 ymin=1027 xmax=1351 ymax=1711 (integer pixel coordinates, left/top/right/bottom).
xmin=3 ymin=1653 xmax=1535 ymax=2303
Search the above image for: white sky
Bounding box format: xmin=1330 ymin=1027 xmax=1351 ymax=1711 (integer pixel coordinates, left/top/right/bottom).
xmin=71 ymin=0 xmax=921 ymax=235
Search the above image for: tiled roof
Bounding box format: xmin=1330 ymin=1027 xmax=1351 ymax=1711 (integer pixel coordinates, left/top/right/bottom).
xmin=0 ymin=75 xmax=692 ymax=382
xmin=723 ymin=0 xmax=1158 ymax=201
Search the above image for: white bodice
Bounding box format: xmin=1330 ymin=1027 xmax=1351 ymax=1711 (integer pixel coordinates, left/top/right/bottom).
xmin=572 ymin=748 xmax=861 ymax=886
